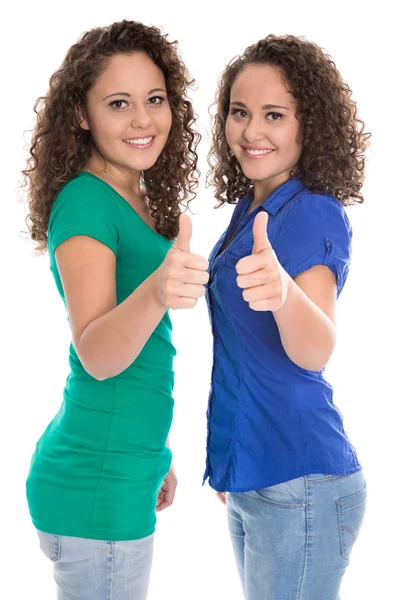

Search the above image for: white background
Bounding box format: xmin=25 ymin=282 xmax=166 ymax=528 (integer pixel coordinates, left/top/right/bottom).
xmin=1 ymin=0 xmax=399 ymax=598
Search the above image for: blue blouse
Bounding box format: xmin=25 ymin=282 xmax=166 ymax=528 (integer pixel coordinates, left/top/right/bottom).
xmin=203 ymin=177 xmax=361 ymax=492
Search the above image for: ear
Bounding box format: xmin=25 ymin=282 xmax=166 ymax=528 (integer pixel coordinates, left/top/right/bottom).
xmin=75 ymin=105 xmax=90 ymax=131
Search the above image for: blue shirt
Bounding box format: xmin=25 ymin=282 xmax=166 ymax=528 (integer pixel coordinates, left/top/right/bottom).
xmin=203 ymin=177 xmax=361 ymax=492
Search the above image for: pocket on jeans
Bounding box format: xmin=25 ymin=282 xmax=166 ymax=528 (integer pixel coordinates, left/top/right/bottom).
xmin=36 ymin=529 xmax=62 ymax=562
xmin=337 ymin=484 xmax=367 ymax=560
xmin=253 ymin=476 xmax=306 ymax=509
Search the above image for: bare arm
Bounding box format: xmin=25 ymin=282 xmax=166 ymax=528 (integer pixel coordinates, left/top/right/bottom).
xmin=55 ymin=235 xmax=165 ymax=380
xmin=55 ymin=215 xmax=208 ymax=380
xmin=273 ymin=265 xmax=337 ymax=371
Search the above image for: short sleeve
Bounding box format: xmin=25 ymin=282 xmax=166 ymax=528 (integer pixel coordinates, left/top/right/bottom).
xmin=48 ymin=176 xmax=120 ymax=256
xmin=275 ymin=193 xmax=352 ymax=297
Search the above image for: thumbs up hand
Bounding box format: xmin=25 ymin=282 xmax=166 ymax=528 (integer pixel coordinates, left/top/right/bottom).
xmin=236 ymin=211 xmax=289 ymax=312
xmin=156 ymin=214 xmax=209 ymax=310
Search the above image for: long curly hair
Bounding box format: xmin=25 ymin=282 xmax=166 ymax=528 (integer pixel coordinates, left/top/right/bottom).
xmin=22 ymin=20 xmax=200 ymax=252
xmin=208 ymin=34 xmax=370 ymax=207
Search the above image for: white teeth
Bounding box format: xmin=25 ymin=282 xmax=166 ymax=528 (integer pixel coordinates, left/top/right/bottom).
xmin=124 ymin=137 xmax=153 ymax=145
xmin=246 ymin=148 xmax=273 ymax=155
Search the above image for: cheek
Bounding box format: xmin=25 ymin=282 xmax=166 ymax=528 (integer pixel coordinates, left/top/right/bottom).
xmin=154 ymin=106 xmax=173 ymax=136
xmin=90 ymin=110 xmax=124 ymax=140
xmin=165 ymin=108 xmax=173 ymax=132
xmin=291 ymin=120 xmax=302 ymax=150
xmin=281 ymin=122 xmax=302 ymax=157
xmin=225 ymin=117 xmax=238 ymax=150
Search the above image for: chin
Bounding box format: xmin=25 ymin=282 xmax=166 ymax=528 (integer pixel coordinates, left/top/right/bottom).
xmin=123 ymin=157 xmax=159 ymax=172
xmin=242 ymin=168 xmax=273 ymax=181
xmin=132 ymin=161 xmax=158 ymax=172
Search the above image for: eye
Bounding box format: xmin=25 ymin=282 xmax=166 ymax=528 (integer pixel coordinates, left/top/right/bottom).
xmin=267 ymin=112 xmax=283 ymax=121
xmin=148 ymin=95 xmax=166 ymax=105
xmin=109 ymin=99 xmax=129 ymax=110
xmin=230 ymin=108 xmax=248 ymax=119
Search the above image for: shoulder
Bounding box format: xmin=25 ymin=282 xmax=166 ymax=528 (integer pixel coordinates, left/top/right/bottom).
xmin=284 ymin=189 xmax=352 ymax=238
xmin=275 ymin=190 xmax=353 ymax=293
xmin=48 ymin=174 xmax=122 ymax=255
xmin=52 ymin=173 xmax=117 ymax=217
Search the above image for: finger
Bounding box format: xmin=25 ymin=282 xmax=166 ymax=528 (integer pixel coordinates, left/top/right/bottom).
xmin=252 ymin=211 xmax=272 ymax=254
xmin=216 ymin=492 xmax=227 ymax=505
xmin=174 ymin=214 xmax=192 ymax=253
xmin=166 ymin=282 xmax=206 ymax=299
xmin=236 ymin=253 xmax=272 ymax=276
xmin=156 ymin=491 xmax=165 ymax=506
xmin=237 ymin=270 xmax=279 ymax=289
xmin=181 ymin=269 xmax=209 ymax=285
xmin=169 ymin=265 xmax=209 ymax=285
xmin=181 ymin=253 xmax=209 ymax=271
xmin=170 ymin=297 xmax=198 ymax=310
xmin=156 ymin=488 xmax=176 ymax=512
xmin=164 ymin=485 xmax=176 ymax=506
xmin=156 ymin=499 xmax=169 ymax=511
xmin=249 ymin=296 xmax=283 ymax=312
xmin=242 ymin=284 xmax=282 ymax=303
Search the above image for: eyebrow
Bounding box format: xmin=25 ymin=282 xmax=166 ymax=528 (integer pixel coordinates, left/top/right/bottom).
xmin=230 ymin=101 xmax=290 ymax=111
xmin=102 ymin=88 xmax=167 ymax=101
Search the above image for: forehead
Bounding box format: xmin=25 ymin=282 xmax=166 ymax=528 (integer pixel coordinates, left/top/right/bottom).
xmin=231 ymin=64 xmax=294 ymax=106
xmin=91 ymin=52 xmax=166 ymax=94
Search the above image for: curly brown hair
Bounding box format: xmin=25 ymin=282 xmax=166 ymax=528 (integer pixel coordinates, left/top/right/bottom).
xmin=22 ymin=20 xmax=200 ymax=252
xmin=208 ymin=34 xmax=370 ymax=207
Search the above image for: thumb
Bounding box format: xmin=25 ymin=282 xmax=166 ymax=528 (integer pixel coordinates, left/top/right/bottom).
xmin=252 ymin=211 xmax=272 ymax=254
xmin=174 ymin=214 xmax=192 ymax=252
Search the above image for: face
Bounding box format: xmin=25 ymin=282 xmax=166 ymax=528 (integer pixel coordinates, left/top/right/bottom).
xmin=225 ymin=63 xmax=302 ymax=199
xmin=79 ymin=52 xmax=172 ymax=178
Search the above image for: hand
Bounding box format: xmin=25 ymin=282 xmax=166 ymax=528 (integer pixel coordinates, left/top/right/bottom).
xmin=155 ymin=214 xmax=209 ymax=310
xmin=236 ymin=211 xmax=289 ymax=312
xmin=216 ymin=492 xmax=226 ymax=505
xmin=156 ymin=466 xmax=178 ymax=512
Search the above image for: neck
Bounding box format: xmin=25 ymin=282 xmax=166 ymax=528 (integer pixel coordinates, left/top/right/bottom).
xmin=253 ymin=170 xmax=293 ymax=206
xmin=84 ymin=151 xmax=141 ymax=196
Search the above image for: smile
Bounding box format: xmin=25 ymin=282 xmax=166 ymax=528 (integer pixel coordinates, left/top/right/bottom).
xmin=123 ymin=136 xmax=155 ymax=149
xmin=242 ymin=147 xmax=276 ymax=159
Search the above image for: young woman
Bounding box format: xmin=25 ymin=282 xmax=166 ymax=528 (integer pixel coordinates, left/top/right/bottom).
xmin=205 ymin=35 xmax=369 ymax=599
xmin=23 ymin=19 xmax=208 ymax=600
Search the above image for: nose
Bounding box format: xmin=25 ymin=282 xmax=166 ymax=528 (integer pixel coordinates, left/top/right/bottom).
xmin=242 ymin=116 xmax=267 ymax=144
xmin=129 ymin=106 xmax=152 ymax=130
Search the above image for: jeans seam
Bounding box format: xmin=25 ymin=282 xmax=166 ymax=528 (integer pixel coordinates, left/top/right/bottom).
xmin=109 ymin=541 xmax=114 ymax=600
xmin=56 ymin=535 xmax=62 ymax=561
xmin=297 ymin=478 xmax=309 ymax=600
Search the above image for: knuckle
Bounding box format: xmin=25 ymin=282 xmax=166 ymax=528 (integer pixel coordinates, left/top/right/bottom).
xmin=167 ymin=269 xmax=179 ymax=281
xmin=170 ymin=253 xmax=183 ymax=267
xmin=165 ymin=281 xmax=174 ymax=296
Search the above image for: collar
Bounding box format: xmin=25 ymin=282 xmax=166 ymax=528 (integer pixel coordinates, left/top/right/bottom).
xmin=259 ymin=177 xmax=305 ymax=216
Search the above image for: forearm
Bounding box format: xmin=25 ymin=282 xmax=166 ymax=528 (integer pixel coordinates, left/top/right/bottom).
xmin=273 ymin=276 xmax=336 ymax=371
xmin=76 ymin=269 xmax=166 ymax=380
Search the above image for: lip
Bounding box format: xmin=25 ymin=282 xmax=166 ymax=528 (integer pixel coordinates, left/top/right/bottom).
xmin=242 ymin=146 xmax=276 ymax=160
xmin=123 ymin=136 xmax=155 ymax=150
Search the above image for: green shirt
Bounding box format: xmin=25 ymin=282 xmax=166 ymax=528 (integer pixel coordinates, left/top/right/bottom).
xmin=26 ymin=172 xmax=175 ymax=540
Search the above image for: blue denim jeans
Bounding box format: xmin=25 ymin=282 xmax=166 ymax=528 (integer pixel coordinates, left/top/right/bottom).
xmin=227 ymin=470 xmax=367 ymax=600
xmin=36 ymin=529 xmax=154 ymax=599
